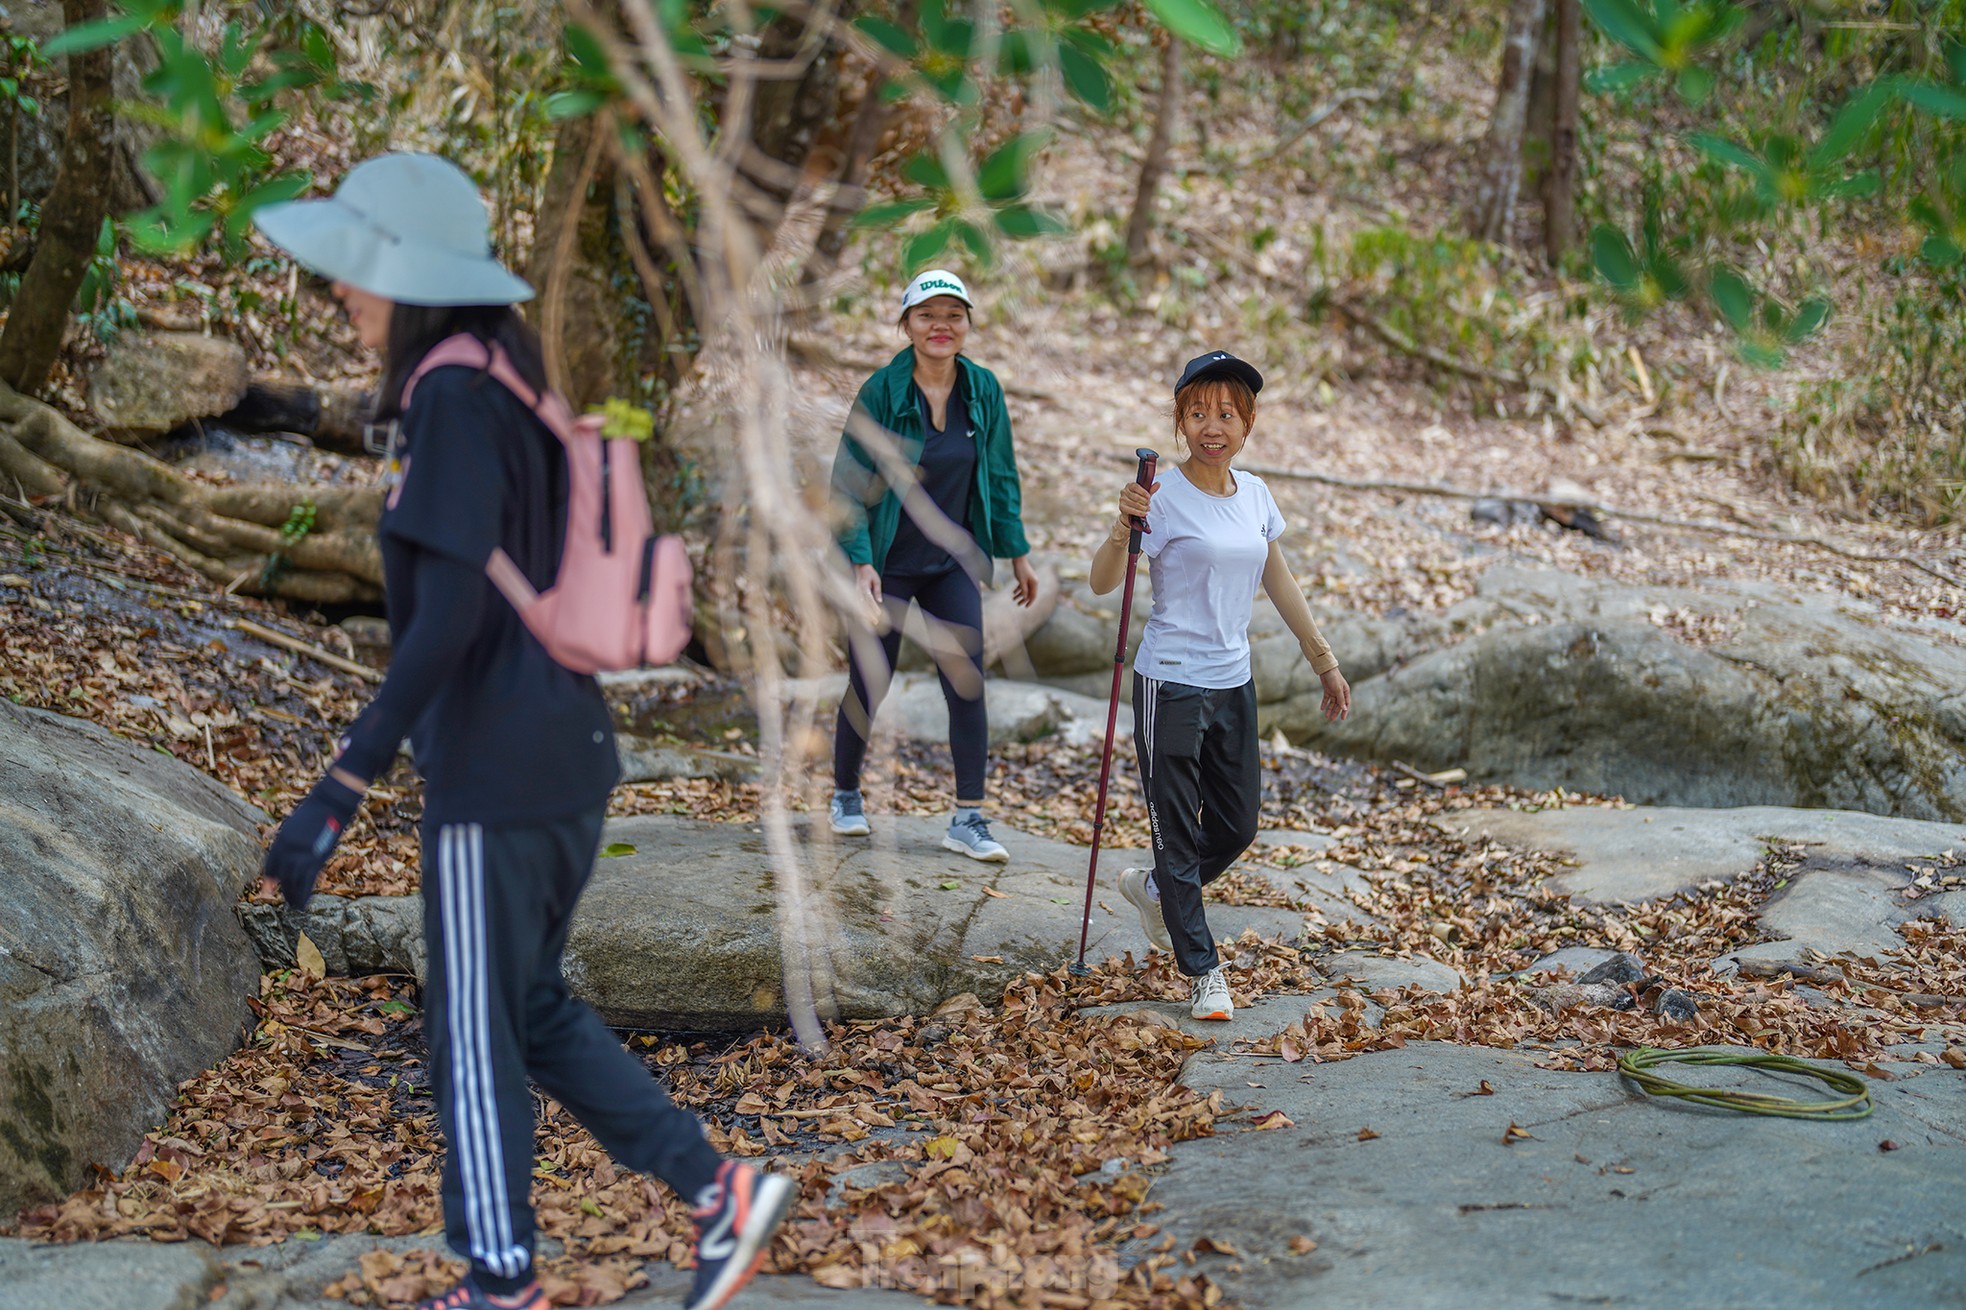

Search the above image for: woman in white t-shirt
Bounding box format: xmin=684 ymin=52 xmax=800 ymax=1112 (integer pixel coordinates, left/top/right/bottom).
xmin=1088 ymin=350 xmax=1351 ymax=1021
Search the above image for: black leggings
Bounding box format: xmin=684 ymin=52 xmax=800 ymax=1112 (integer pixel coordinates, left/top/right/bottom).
xmin=833 ymin=565 xmax=987 ymax=802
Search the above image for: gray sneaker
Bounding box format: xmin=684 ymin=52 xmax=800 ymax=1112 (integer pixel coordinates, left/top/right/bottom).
xmin=829 ymin=790 xmax=870 ymax=836
xmin=943 ymin=813 xmax=1009 ymax=862
xmin=1118 ymin=866 xmax=1172 ymax=951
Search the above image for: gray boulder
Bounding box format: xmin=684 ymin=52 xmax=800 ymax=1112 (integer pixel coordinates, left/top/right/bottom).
xmin=0 ymin=701 xmax=264 ymax=1215
xmin=1269 ymin=567 xmax=1966 ymax=820
xmin=88 ymin=331 xmax=251 ymax=441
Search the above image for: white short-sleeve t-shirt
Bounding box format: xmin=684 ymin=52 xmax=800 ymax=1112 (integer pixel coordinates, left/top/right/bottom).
xmin=1131 ymin=463 xmax=1285 ymax=689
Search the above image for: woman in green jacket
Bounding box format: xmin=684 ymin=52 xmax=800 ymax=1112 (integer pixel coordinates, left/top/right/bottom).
xmin=828 ymin=269 xmax=1037 ymax=861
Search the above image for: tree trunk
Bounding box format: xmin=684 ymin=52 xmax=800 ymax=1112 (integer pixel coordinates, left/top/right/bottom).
xmin=1522 ymin=10 xmax=1557 ymax=195
xmin=1125 ymin=35 xmax=1181 ymax=265
xmin=1470 ymin=0 xmax=1549 ymax=245
xmin=0 ymin=0 xmax=114 ymax=395
xmin=528 ymin=112 xmax=627 ymax=410
xmin=803 ymin=63 xmax=897 ymax=288
xmin=1544 ymin=0 xmax=1582 ymax=263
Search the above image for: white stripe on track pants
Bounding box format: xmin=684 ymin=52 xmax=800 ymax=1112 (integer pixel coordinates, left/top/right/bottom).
xmin=1132 ymin=674 xmax=1263 ymax=978
xmin=422 ymin=811 xmax=723 ymax=1288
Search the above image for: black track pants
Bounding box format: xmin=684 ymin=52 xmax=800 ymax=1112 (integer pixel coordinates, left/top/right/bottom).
xmin=833 ymin=565 xmax=987 ymax=802
xmin=1132 ymin=675 xmax=1262 ymax=978
xmin=422 ymin=812 xmax=723 ymax=1291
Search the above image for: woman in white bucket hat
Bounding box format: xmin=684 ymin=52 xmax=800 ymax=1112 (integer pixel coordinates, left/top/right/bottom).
xmin=254 ymin=154 xmax=791 ymax=1310
xmin=825 ymin=268 xmax=1038 ymax=861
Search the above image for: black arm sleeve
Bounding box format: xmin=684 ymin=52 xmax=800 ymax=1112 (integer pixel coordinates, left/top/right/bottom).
xmin=332 ymin=547 xmax=490 ymax=785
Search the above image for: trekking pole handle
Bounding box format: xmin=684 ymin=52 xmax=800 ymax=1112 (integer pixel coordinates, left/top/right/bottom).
xmin=1129 ymin=448 xmax=1158 ymax=553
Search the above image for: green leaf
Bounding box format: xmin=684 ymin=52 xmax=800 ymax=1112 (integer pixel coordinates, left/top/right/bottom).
xmin=993 ymin=202 xmax=1070 ymax=239
xmin=41 ymin=13 xmax=150 ymax=58
xmin=546 ymin=88 xmax=607 ymax=119
xmin=918 ymin=0 xmax=974 ymax=58
xmin=1818 ymin=169 xmax=1877 ymax=200
xmin=1708 ymin=265 xmax=1753 ymax=332
xmin=954 ymin=216 xmax=994 ymax=266
xmin=905 ymin=217 xmax=956 ymax=267
xmin=1690 ymin=132 xmax=1766 ymax=177
xmin=1143 ymin=0 xmax=1241 ymax=57
xmin=1675 ymin=64 xmax=1713 ymax=104
xmin=1058 ymin=41 xmax=1112 ymax=114
xmin=600 ymin=842 xmax=637 ymax=857
xmin=564 ymin=22 xmax=614 ymax=75
xmin=996 ymin=30 xmax=1036 ymax=75
xmin=1807 ymin=83 xmax=1890 ymax=170
xmin=1582 ymin=0 xmax=1664 ymax=62
xmin=939 ymin=880 xmax=962 ymax=890
xmin=1784 ymin=296 xmax=1829 ymax=343
xmin=1048 ymin=0 xmax=1121 ymax=16
xmin=902 ymin=150 xmax=951 ymax=190
xmin=1063 ymin=27 xmax=1118 ymax=59
xmin=1583 ymin=61 xmax=1658 ymax=94
xmin=225 ymin=171 xmax=311 ymax=239
xmin=851 ymin=196 xmax=938 ymax=229
xmin=1589 ymin=224 xmax=1639 ymax=290
xmin=1900 ymin=80 xmax=1966 ymax=120
xmin=854 ymin=15 xmax=919 ymax=59
xmin=1922 ymin=233 xmax=1963 ymax=267
xmin=978 ymin=131 xmax=1046 ymax=203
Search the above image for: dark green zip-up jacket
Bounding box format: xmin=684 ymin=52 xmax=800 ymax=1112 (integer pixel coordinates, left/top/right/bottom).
xmin=830 ymin=347 xmax=1030 ymax=580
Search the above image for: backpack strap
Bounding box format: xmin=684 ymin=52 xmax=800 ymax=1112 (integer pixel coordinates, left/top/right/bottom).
xmin=401 ymin=333 xmax=579 ymax=441
xmin=399 ymin=333 xmax=580 ymax=615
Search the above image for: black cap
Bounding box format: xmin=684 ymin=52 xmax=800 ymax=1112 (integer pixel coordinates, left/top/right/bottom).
xmin=1173 ymin=349 xmax=1264 ymax=397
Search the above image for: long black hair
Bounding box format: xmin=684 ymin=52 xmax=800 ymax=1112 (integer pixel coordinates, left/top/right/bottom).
xmin=375 ymin=302 xmax=549 ymax=419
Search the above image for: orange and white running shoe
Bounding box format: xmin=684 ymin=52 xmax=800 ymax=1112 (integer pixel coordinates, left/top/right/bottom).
xmin=685 ymin=1160 xmax=797 ymax=1310
xmin=1190 ymin=966 xmax=1234 ymax=1021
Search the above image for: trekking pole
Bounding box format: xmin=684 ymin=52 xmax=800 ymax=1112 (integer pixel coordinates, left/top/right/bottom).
xmin=1071 ymin=447 xmax=1158 ymax=977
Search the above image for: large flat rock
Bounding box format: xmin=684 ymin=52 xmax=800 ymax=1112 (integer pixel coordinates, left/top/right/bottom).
xmin=1150 ymin=1041 xmax=1966 ymax=1310
xmin=250 ymin=816 xmax=1314 ymax=1031
xmin=1446 ymin=803 xmax=1965 ymax=905
xmin=562 ymin=814 xmax=1157 ymax=1028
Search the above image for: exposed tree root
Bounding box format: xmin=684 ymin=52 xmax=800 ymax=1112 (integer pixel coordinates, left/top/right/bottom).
xmin=0 ymin=380 xmax=382 ymax=602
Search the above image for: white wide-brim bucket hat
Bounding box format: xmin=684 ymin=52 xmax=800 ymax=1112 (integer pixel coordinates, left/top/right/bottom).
xmin=253 ymin=153 xmax=533 ymax=307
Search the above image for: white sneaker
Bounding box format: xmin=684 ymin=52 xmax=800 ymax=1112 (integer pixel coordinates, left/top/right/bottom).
xmin=1117 ymin=867 xmax=1172 ymax=952
xmin=1190 ymin=967 xmax=1233 ymax=1021
xmin=829 ymin=790 xmax=870 ymax=837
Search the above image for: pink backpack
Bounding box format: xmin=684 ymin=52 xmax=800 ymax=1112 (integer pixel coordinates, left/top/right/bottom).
xmin=401 ymin=334 xmax=693 ymax=673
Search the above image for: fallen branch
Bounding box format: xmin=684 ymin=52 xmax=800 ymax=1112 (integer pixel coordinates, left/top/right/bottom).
xmin=1213 ymin=457 xmax=1966 ymax=591
xmin=1335 ymin=299 xmax=1608 ymax=428
xmin=1389 ymin=760 xmax=1467 ymax=788
xmin=1249 ymin=89 xmax=1379 ymax=165
xmin=1735 ymin=958 xmax=1846 ymax=986
xmin=234 ymin=618 xmax=381 ymax=682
